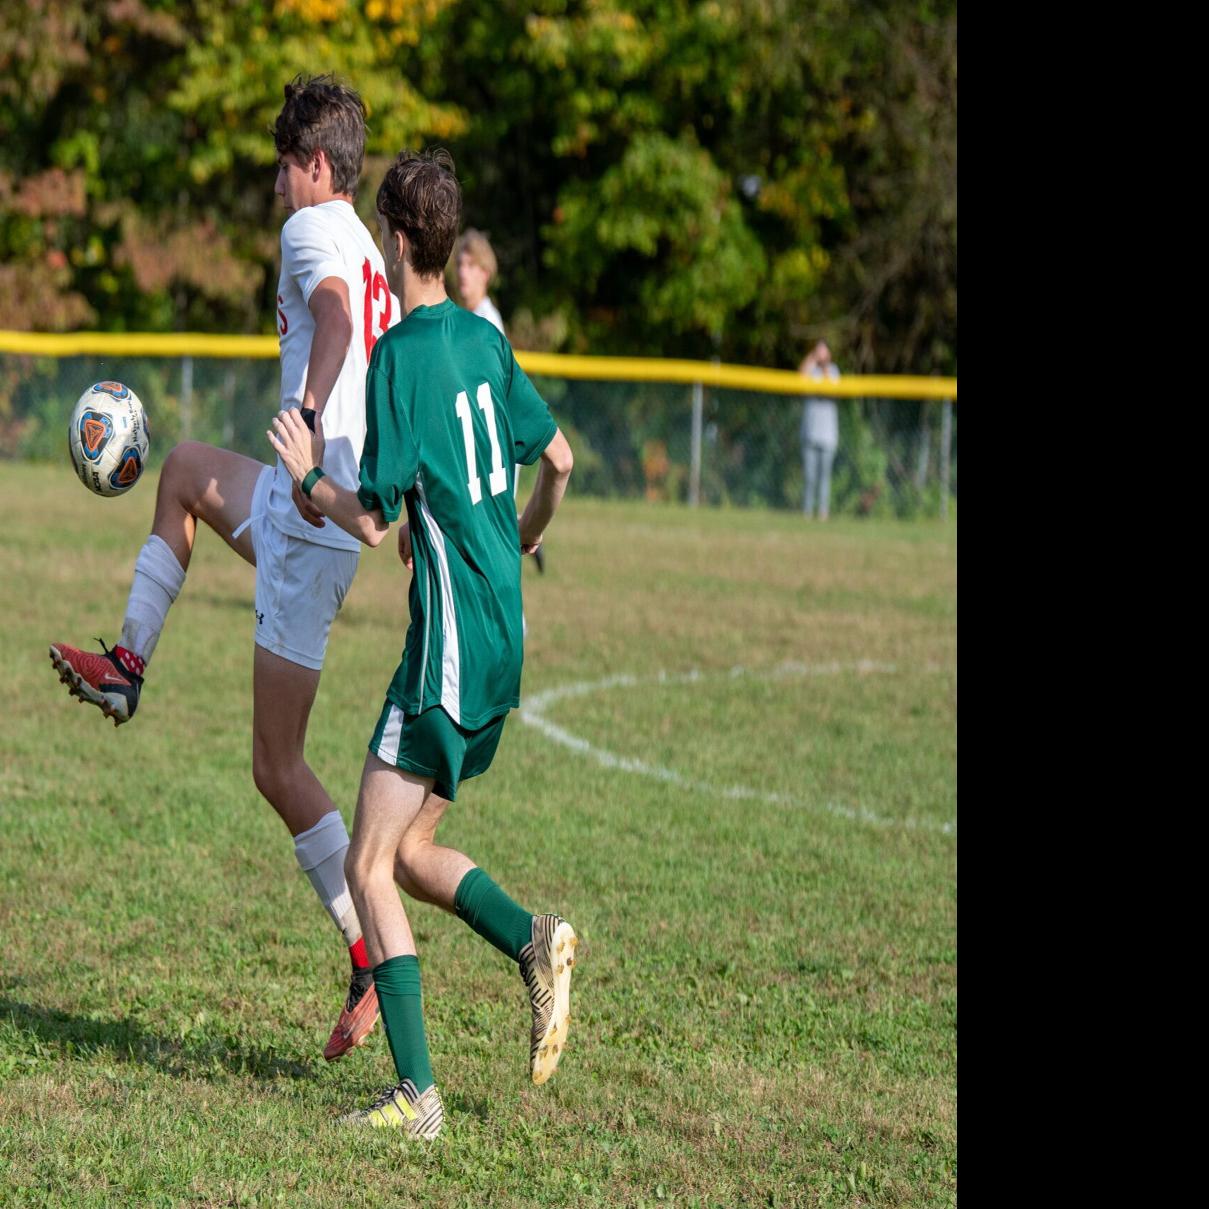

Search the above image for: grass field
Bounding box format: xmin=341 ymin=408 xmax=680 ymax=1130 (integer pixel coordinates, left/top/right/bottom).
xmin=0 ymin=462 xmax=956 ymax=1208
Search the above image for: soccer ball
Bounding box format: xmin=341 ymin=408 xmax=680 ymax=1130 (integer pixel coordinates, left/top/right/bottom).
xmin=68 ymin=381 xmax=150 ymax=497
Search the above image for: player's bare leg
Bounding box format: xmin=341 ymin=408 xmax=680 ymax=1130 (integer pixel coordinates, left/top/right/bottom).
xmin=342 ymin=757 xmax=443 ymax=1136
xmin=392 ymin=792 xmax=473 ymax=910
xmin=50 ymin=442 xmax=262 ymax=723
xmin=150 ymin=441 xmax=265 ymax=569
xmin=253 ymin=646 xmax=379 ymax=1058
xmin=390 ymin=779 xmax=578 ymax=1085
xmin=50 ymin=442 xmax=374 ymax=1055
xmin=251 ymin=648 xmax=338 ymax=836
xmin=345 ymin=757 xmax=433 ymax=959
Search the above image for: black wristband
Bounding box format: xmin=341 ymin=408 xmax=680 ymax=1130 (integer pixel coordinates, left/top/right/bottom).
xmin=300 ymin=408 xmax=317 ymax=432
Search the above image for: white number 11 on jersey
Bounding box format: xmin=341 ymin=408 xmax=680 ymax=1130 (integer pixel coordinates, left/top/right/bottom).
xmin=455 ymin=382 xmax=508 ymax=505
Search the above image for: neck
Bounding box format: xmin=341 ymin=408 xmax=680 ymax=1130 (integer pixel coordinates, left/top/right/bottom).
xmin=304 ymin=190 xmax=352 ymax=209
xmin=462 ymin=287 xmax=485 ymax=311
xmin=402 ymin=269 xmax=448 ymax=316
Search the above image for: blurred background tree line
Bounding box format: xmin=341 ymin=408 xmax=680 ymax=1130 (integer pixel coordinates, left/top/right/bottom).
xmin=0 ymin=0 xmax=955 ymax=376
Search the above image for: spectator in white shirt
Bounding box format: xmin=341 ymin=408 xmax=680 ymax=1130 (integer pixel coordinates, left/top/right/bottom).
xmin=456 ymin=227 xmax=504 ymax=334
xmin=799 ymin=340 xmax=841 ymax=520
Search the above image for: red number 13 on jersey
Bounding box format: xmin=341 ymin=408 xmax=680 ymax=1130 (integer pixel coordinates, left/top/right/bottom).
xmin=362 ymin=259 xmax=392 ymax=358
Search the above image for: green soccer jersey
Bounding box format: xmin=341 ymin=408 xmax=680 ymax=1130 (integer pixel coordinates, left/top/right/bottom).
xmin=356 ymin=299 xmax=557 ymax=729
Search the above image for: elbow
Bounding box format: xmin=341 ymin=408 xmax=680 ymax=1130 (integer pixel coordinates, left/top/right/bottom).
xmin=335 ymin=312 xmax=354 ymax=353
xmin=364 ymin=523 xmax=388 ymax=549
xmin=546 ymin=436 xmax=574 ymax=477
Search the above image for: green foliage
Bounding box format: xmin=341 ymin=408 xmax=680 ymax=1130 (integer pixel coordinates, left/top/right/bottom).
xmin=0 ymin=1 xmax=956 ymax=377
xmin=0 ymin=0 xmax=462 ymax=336
xmin=548 ymin=131 xmax=765 ymax=343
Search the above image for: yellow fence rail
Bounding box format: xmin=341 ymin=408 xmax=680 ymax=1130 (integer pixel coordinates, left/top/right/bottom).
xmin=0 ymin=330 xmax=956 ymax=401
xmin=1 ymin=329 xmax=955 ymax=516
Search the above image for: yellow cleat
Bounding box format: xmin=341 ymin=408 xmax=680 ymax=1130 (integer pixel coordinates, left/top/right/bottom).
xmin=340 ymin=1080 xmax=444 ymax=1139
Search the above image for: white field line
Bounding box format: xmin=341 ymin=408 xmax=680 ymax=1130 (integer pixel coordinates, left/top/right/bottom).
xmin=517 ymin=661 xmax=956 ymax=836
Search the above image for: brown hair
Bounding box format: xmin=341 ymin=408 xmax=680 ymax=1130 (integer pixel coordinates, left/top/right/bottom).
xmin=272 ymin=75 xmax=366 ymax=197
xmin=457 ymin=228 xmax=498 ymax=283
xmin=376 ymin=149 xmax=462 ymax=279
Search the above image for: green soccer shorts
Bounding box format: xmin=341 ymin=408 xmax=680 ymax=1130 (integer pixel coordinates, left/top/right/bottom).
xmin=369 ymin=702 xmax=507 ymax=801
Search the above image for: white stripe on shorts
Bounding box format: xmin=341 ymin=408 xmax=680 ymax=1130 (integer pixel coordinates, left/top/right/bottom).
xmin=377 ymin=704 xmax=404 ymax=765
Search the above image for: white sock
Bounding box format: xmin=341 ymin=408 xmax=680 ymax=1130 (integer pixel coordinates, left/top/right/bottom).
xmin=119 ymin=535 xmax=186 ymax=666
xmin=294 ymin=810 xmax=361 ymax=948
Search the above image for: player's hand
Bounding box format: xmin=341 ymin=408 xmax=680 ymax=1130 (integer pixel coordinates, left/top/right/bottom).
xmin=269 ymin=410 xmax=327 ymax=527
xmin=397 ymin=522 xmax=413 ymax=571
xmin=268 ymin=408 xmax=315 ymax=481
xmin=518 ymin=508 xmax=541 ymax=555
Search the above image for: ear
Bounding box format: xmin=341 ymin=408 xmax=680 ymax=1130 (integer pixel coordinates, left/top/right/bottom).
xmin=310 ymin=148 xmax=328 ymax=182
xmin=394 ymin=228 xmax=409 ymax=268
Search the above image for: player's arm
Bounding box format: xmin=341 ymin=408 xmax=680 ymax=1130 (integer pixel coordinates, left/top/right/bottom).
xmin=287 ymin=277 xmax=354 ymax=524
xmin=302 ymin=278 xmax=354 ymax=421
xmin=268 ymin=408 xmax=390 ymax=547
xmin=518 ymin=429 xmax=573 ymax=554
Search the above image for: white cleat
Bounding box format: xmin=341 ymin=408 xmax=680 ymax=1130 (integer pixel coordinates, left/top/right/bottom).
xmin=519 ymin=914 xmax=579 ymax=1085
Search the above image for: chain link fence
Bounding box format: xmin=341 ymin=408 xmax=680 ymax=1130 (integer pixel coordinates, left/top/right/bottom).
xmin=1 ymin=352 xmax=955 ymax=520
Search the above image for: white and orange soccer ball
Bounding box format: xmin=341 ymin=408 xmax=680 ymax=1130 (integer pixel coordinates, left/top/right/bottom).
xmin=68 ymin=381 xmax=150 ymax=497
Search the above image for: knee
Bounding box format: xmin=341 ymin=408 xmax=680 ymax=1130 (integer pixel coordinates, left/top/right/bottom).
xmin=344 ymin=845 xmax=366 ymax=895
xmin=251 ymin=741 xmax=298 ymax=806
xmin=394 ymin=833 xmax=431 ymax=888
xmin=162 ymin=441 xmax=204 ymax=486
xmin=346 ymin=842 xmax=388 ymax=899
xmin=251 ymin=746 xmax=275 ymax=802
xmin=160 ymin=442 xmax=208 ymax=509
xmin=393 ymin=843 xmax=423 ymax=898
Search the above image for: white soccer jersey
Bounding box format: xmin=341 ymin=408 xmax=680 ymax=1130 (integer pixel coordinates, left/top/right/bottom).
xmin=271 ymin=199 xmax=399 ymax=550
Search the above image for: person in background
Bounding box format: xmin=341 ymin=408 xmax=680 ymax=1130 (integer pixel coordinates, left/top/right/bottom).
xmin=456 ymin=229 xmax=545 ymax=573
xmin=455 ymin=228 xmax=504 ymax=336
xmin=799 ymin=340 xmax=841 ymax=520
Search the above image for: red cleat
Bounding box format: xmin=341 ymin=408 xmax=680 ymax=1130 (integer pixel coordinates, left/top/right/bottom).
xmin=324 ymin=969 xmax=380 ymax=1061
xmin=49 ymin=640 xmax=143 ymax=726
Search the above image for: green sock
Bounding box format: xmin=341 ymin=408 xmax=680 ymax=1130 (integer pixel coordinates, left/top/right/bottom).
xmin=454 ymin=867 xmax=534 ymax=962
xmin=372 ymin=955 xmax=434 ymax=1092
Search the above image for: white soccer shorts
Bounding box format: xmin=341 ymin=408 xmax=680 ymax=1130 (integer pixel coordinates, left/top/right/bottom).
xmin=240 ymin=465 xmax=359 ymax=670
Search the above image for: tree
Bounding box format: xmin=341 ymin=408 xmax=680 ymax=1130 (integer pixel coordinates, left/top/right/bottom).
xmin=435 ymin=0 xmax=955 ymax=373
xmin=0 ymin=0 xmax=956 ymax=378
xmin=0 ymin=0 xmax=461 ymax=334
